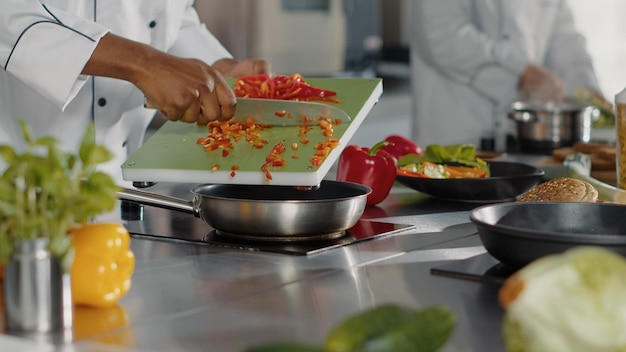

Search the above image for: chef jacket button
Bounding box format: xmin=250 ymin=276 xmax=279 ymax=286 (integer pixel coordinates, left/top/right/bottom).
xmin=149 ymin=20 xmax=157 ymax=28
xmin=98 ymin=97 xmax=107 ymax=107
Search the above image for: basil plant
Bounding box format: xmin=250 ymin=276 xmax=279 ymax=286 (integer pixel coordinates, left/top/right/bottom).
xmin=0 ymin=121 xmax=119 ymax=272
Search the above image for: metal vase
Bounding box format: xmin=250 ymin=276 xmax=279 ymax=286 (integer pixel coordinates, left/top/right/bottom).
xmin=3 ymin=238 xmax=73 ymax=339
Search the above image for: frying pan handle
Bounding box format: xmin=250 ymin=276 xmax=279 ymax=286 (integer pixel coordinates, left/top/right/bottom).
xmin=118 ymin=188 xmax=199 ymax=217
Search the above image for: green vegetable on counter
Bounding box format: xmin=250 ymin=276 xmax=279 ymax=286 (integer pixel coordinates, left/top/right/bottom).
xmin=243 ymin=304 xmax=456 ymax=352
xmin=324 ymin=304 xmax=416 ymax=352
xmin=362 ymin=305 xmax=456 ymax=352
xmin=499 ymin=246 xmax=626 ymax=352
xmin=397 ymin=144 xmax=488 ymax=172
xmin=0 ymin=121 xmax=119 ymax=272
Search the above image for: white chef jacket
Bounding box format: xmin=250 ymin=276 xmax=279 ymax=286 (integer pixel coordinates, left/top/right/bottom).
xmin=0 ymin=0 xmax=232 ymax=185
xmin=409 ymin=0 xmax=599 ymax=151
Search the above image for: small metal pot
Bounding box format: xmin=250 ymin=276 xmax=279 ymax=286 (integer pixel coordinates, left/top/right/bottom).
xmin=4 ymin=238 xmax=73 ymax=340
xmin=508 ymin=100 xmax=599 ymax=154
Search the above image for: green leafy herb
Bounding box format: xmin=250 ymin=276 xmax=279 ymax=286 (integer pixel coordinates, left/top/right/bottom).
xmin=398 ymin=144 xmax=488 ymax=171
xmin=0 ymin=121 xmax=119 ymax=271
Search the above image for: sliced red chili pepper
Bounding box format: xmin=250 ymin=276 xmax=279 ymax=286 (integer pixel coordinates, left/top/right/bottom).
xmin=260 ymin=141 xmax=286 ymax=181
xmin=233 ymin=74 xmax=340 ymax=103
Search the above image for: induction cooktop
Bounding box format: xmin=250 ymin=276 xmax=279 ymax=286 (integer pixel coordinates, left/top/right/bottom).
xmin=126 ymin=210 xmax=415 ymax=256
xmin=430 ymin=253 xmax=516 ymax=284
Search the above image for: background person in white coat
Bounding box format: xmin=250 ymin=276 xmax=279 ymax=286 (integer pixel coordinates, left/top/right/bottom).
xmin=1 ymin=0 xmax=270 ymax=185
xmin=409 ymin=0 xmax=605 ymax=151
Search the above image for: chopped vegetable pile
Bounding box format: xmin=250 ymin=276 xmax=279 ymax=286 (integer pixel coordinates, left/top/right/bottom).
xmin=234 ymin=73 xmax=339 ymax=103
xmin=196 ymin=118 xmax=340 ymax=181
xmin=194 ymin=73 xmax=346 ymax=181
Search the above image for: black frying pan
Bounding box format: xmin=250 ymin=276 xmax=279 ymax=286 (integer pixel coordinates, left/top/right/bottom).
xmin=470 ymin=202 xmax=626 ymax=269
xmin=396 ymin=161 xmax=544 ymax=202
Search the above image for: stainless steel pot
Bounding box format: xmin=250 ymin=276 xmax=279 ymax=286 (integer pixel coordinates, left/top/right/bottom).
xmin=508 ymin=100 xmax=599 ymax=154
xmin=118 ymin=180 xmax=371 ymax=241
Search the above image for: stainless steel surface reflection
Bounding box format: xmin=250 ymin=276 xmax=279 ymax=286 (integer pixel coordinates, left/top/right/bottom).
xmin=0 ymin=179 xmax=519 ymax=351
xmin=120 ymin=184 xmax=415 ymax=255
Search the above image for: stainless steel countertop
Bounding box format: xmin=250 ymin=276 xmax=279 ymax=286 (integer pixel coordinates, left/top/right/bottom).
xmin=1 ymin=155 xmax=553 ymax=351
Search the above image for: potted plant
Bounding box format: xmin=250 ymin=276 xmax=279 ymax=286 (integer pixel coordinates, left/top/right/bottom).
xmin=0 ymin=121 xmax=119 ymax=335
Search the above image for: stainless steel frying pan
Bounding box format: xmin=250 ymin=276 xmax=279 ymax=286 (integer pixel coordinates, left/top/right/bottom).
xmin=470 ymin=202 xmax=626 ymax=268
xmin=118 ymin=180 xmax=371 ymax=240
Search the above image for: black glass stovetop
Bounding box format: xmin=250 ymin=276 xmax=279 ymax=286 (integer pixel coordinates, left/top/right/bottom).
xmin=431 ymin=252 xmax=516 ymax=284
xmin=125 ymin=201 xmax=415 ymax=255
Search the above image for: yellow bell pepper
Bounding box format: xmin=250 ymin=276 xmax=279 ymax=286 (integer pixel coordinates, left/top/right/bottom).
xmin=69 ymin=223 xmax=135 ymax=308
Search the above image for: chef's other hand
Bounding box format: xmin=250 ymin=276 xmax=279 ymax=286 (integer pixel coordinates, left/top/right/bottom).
xmin=518 ymin=63 xmax=565 ymax=103
xmin=83 ymin=33 xmax=236 ymax=125
xmin=212 ymin=58 xmax=272 ymax=78
xmin=138 ymin=55 xmax=236 ymax=125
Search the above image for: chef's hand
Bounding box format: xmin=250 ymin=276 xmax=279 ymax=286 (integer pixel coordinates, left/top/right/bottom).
xmin=83 ymin=33 xmax=236 ymax=125
xmin=137 ymin=55 xmax=236 ymax=125
xmin=518 ymin=63 xmax=566 ymax=103
xmin=212 ymin=58 xmax=273 ymax=78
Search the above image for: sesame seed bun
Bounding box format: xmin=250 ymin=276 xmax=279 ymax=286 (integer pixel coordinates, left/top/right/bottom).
xmin=517 ymin=177 xmax=598 ymax=202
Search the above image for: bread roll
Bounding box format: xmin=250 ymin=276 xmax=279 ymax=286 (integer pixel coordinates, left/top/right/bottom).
xmin=517 ymin=177 xmax=598 ymax=202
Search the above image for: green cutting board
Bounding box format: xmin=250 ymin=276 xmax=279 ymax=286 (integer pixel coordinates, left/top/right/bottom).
xmin=121 ymin=77 xmax=383 ymax=186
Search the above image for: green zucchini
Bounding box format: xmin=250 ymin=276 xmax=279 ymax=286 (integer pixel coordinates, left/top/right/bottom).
xmin=242 ymin=342 xmax=327 ymax=352
xmin=362 ymin=305 xmax=456 ymax=352
xmin=324 ymin=304 xmax=417 ymax=352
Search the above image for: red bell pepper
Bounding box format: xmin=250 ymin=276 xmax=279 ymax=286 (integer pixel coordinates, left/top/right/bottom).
xmin=379 ymin=135 xmax=422 ymax=159
xmin=336 ymin=141 xmax=397 ymax=205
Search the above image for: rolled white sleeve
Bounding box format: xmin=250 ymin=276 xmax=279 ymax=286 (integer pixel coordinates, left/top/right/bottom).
xmin=1 ymin=1 xmax=109 ymax=109
xmin=413 ymin=0 xmax=527 ymax=105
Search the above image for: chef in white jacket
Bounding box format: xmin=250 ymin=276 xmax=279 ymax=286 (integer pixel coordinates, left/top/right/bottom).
xmin=1 ymin=0 xmax=270 ymax=185
xmin=409 ymin=0 xmax=602 ymax=151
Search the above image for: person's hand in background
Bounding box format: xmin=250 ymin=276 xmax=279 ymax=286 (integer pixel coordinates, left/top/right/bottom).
xmin=518 ymin=63 xmax=566 ymax=103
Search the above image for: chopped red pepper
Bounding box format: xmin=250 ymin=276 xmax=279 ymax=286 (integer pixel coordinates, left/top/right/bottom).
xmin=261 ymin=141 xmax=286 ymax=181
xmin=310 ymin=156 xmax=323 ymax=167
xmin=379 ymin=135 xmax=422 ymax=159
xmin=336 ymin=141 xmax=398 ymax=206
xmin=234 ymin=73 xmax=339 ymax=103
xmin=230 ymin=164 xmax=239 ymax=178
xmin=310 ymin=138 xmax=339 ymax=167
